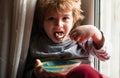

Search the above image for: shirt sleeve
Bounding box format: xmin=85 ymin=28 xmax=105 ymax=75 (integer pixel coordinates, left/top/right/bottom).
xmin=93 ymin=31 xmax=105 ymax=50
xmin=84 ymin=32 xmax=112 ymax=61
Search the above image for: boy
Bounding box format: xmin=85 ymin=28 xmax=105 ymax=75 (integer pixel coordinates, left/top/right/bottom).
xmin=23 ymin=0 xmax=110 ymax=78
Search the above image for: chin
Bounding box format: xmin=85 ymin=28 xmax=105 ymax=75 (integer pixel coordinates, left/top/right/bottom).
xmin=52 ymin=36 xmax=69 ymax=43
xmin=52 ymin=39 xmax=64 ymax=43
xmin=53 ymin=40 xmax=64 ymax=43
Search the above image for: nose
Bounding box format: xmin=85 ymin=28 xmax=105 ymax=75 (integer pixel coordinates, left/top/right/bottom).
xmin=55 ymin=19 xmax=63 ymax=27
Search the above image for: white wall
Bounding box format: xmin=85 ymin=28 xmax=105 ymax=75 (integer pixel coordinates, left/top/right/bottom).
xmin=100 ymin=0 xmax=120 ymax=78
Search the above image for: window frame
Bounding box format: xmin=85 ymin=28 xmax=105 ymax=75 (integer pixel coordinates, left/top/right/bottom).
xmin=94 ymin=0 xmax=101 ymax=71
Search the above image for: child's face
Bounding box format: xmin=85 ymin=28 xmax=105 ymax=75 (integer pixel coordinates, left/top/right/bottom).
xmin=44 ymin=10 xmax=74 ymax=43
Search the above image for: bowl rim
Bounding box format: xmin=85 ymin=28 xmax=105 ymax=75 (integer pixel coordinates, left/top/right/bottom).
xmin=41 ymin=59 xmax=81 ymax=68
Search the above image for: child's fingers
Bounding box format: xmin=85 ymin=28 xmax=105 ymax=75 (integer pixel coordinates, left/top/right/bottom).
xmin=35 ymin=59 xmax=42 ymax=67
xmin=34 ymin=59 xmax=44 ymax=77
xmin=70 ymin=31 xmax=82 ymax=41
xmin=95 ymin=50 xmax=110 ymax=61
xmin=97 ymin=55 xmax=110 ymax=61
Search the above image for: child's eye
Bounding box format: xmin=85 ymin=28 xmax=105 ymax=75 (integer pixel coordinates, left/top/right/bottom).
xmin=48 ymin=17 xmax=54 ymax=21
xmin=63 ymin=17 xmax=69 ymax=21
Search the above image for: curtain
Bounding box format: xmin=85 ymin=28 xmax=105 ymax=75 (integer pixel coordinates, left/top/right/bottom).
xmin=0 ymin=0 xmax=11 ymax=78
xmin=0 ymin=0 xmax=37 ymax=78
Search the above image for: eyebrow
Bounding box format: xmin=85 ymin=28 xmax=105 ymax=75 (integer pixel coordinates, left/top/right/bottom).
xmin=62 ymin=12 xmax=72 ymax=16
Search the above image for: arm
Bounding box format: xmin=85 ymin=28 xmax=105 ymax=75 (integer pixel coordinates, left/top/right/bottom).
xmin=70 ymin=25 xmax=110 ymax=61
xmin=91 ymin=27 xmax=105 ymax=49
xmin=70 ymin=25 xmax=103 ymax=47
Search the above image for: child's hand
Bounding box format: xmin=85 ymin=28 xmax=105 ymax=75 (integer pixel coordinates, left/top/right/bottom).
xmin=95 ymin=50 xmax=110 ymax=61
xmin=70 ymin=25 xmax=102 ymax=44
xmin=33 ymin=59 xmax=66 ymax=78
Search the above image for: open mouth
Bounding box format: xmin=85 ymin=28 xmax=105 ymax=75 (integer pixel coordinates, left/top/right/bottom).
xmin=54 ymin=32 xmax=65 ymax=39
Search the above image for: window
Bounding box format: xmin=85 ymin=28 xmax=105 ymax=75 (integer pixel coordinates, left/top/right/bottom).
xmin=95 ymin=0 xmax=120 ymax=78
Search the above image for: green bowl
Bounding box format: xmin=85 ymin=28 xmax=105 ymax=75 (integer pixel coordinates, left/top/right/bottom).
xmin=42 ymin=60 xmax=81 ymax=73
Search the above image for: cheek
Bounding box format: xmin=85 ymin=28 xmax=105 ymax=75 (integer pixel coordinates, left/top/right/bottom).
xmin=44 ymin=24 xmax=50 ymax=34
xmin=44 ymin=22 xmax=50 ymax=30
xmin=68 ymin=23 xmax=74 ymax=31
xmin=44 ymin=21 xmax=54 ymax=29
xmin=44 ymin=23 xmax=53 ymax=36
xmin=44 ymin=26 xmax=51 ymax=34
xmin=65 ymin=24 xmax=73 ymax=35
